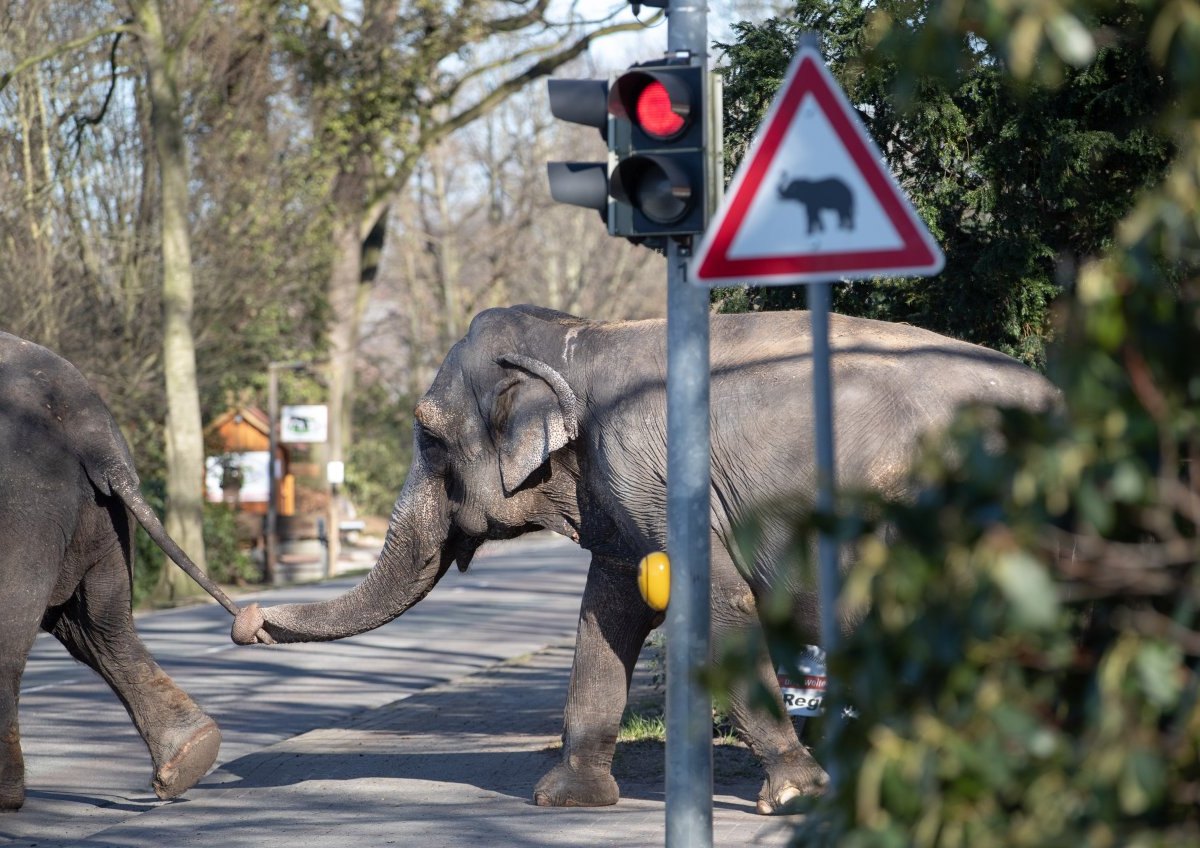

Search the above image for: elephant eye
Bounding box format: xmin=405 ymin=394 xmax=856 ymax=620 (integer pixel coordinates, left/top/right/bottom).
xmin=417 ymin=424 xmax=449 ymax=472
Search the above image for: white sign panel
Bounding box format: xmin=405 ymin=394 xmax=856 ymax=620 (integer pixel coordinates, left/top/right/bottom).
xmin=281 ymin=404 xmax=328 ymax=443
xmin=205 ymin=451 xmax=270 ymax=503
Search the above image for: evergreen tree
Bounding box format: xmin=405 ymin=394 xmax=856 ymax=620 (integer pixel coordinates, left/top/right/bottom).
xmin=715 ymin=0 xmax=1172 ymax=367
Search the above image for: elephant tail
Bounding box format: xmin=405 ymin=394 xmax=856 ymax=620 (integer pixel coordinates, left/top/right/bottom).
xmin=106 ymin=471 xmax=242 ymax=617
xmin=100 ymin=457 xmax=275 ymax=643
xmin=78 ymin=413 xmax=261 ymax=630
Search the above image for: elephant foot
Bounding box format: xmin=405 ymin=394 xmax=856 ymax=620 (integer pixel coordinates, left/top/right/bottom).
xmin=0 ymin=777 xmax=22 ymax=812
xmin=533 ymin=763 xmax=619 ymax=807
xmin=151 ymin=719 xmax=221 ymax=801
xmin=756 ymin=748 xmax=828 ymax=815
xmin=1 ymin=725 xmax=23 ymax=811
xmin=0 ymin=783 xmax=22 ymax=812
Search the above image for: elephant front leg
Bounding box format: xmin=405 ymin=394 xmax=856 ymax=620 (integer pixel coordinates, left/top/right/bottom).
xmin=534 ymin=555 xmax=659 ymax=807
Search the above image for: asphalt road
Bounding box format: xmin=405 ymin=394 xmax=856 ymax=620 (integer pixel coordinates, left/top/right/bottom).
xmin=3 ymin=533 xmax=792 ymax=848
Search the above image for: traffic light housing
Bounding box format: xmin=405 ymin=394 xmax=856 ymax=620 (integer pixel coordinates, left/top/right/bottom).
xmin=546 ymin=61 xmax=717 ymax=241
xmin=607 ymin=63 xmax=706 ymax=237
xmin=545 ymin=78 xmax=611 ymax=225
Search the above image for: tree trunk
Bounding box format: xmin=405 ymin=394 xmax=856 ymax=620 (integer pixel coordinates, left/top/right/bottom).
xmin=327 ymin=209 xmax=362 ymax=474
xmin=137 ymin=0 xmax=208 ymax=600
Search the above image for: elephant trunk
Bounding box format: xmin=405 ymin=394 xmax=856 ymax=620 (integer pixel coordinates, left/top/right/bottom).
xmin=251 ymin=450 xmax=452 ymax=643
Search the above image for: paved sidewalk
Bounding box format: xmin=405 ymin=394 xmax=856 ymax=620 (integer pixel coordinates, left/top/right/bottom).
xmin=60 ymin=644 xmax=795 ymax=848
xmin=4 ymin=534 xmax=801 ymax=847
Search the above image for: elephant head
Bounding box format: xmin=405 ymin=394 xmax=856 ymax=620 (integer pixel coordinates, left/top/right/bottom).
xmin=232 ymin=306 xmax=587 ymax=644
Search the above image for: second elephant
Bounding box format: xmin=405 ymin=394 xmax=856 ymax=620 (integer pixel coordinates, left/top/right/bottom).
xmin=1 ymin=332 xmax=222 ymax=810
xmin=232 ymin=306 xmax=1059 ymax=814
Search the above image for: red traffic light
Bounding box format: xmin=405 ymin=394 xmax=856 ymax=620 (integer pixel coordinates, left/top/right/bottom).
xmin=635 ymin=81 xmax=685 ymax=139
xmin=606 ymin=64 xmax=707 ymax=236
xmin=609 ymin=67 xmax=696 ymax=143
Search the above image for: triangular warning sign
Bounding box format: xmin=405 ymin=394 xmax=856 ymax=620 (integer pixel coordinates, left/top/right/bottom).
xmin=694 ymin=45 xmax=944 ymax=286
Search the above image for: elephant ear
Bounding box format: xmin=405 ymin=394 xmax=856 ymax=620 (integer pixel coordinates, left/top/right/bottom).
xmin=491 ymin=354 xmax=579 ymax=495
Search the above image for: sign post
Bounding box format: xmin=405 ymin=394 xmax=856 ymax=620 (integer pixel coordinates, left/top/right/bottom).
xmin=693 ymin=34 xmax=944 ymax=793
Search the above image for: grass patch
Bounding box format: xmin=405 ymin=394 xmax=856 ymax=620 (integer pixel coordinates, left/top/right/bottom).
xmin=619 ymin=709 xmax=666 ymax=743
xmin=618 ymin=706 xmax=741 ymax=745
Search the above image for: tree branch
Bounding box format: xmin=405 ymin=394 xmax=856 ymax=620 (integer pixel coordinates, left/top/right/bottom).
xmin=490 ymin=0 xmax=554 ymax=35
xmin=72 ymin=30 xmax=126 ymax=152
xmin=363 ymin=17 xmax=651 ymax=215
xmin=0 ymin=22 xmax=135 ymax=95
xmin=417 ymin=19 xmax=649 ymax=159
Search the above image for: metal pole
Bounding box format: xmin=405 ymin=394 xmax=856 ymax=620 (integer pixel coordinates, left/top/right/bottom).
xmin=266 ymin=363 xmax=280 ymax=585
xmin=266 ymin=360 xmax=307 ymax=585
xmin=809 ymin=280 xmax=840 ymax=790
xmin=664 ymin=3 xmax=711 ymax=846
xmin=665 ymin=243 xmax=712 ymax=848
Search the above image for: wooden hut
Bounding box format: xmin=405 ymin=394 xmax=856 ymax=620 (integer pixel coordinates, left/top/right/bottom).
xmin=204 ymin=407 xmax=294 ymax=516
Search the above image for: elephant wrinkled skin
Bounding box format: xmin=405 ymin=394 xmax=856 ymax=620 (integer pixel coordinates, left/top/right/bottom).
xmin=0 ymin=332 xmax=220 ymax=810
xmin=232 ymin=306 xmax=1058 ymax=813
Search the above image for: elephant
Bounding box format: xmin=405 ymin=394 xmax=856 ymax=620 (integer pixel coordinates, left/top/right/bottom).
xmin=0 ymin=332 xmax=222 ymax=810
xmin=777 ymin=174 xmax=854 ymax=234
xmin=231 ymin=305 xmax=1059 ymax=813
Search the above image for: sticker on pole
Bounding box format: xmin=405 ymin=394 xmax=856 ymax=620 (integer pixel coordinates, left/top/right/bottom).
xmin=777 ymin=645 xmax=827 ymax=717
xmin=693 ymin=43 xmax=943 ymax=286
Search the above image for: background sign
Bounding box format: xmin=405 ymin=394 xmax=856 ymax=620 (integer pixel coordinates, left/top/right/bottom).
xmin=205 ymin=451 xmax=270 ymax=503
xmin=280 ymin=404 xmax=328 ymax=443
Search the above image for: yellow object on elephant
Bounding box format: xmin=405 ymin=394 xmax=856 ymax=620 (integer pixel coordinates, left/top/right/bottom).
xmin=637 ymin=552 xmax=671 ymax=611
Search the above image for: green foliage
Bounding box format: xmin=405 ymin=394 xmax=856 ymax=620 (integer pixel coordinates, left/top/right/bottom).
xmin=132 ymin=480 xmax=168 ymax=608
xmin=202 ymin=502 xmax=257 ymax=586
xmin=345 ymin=379 xmax=414 ymax=519
xmin=713 ymin=0 xmax=1172 ymax=367
xmin=714 ymin=0 xmax=1200 ymax=843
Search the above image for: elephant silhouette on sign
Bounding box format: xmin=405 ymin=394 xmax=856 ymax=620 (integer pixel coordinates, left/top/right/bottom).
xmin=777 ymin=174 xmax=854 ymax=234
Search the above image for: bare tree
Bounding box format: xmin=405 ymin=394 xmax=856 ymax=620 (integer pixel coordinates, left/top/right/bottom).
xmin=283 ymin=0 xmax=651 ymax=486
xmin=127 ymin=0 xmax=211 ymax=598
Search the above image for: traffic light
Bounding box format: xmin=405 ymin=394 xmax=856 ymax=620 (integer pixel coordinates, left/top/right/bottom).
xmin=546 ymin=61 xmax=715 ymax=241
xmin=607 ymin=62 xmax=706 ymax=237
xmin=545 ymin=78 xmax=610 ymax=224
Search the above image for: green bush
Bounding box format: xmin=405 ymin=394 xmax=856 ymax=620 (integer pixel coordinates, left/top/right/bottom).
xmin=132 ymin=481 xmax=167 ymax=608
xmin=714 ymin=0 xmax=1200 ymax=843
xmin=202 ymin=501 xmax=257 ymax=586
xmin=345 ymin=380 xmax=413 ymax=519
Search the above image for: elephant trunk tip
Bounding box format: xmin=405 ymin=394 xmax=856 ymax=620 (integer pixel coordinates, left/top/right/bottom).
xmin=231 ymin=603 xmax=275 ymax=645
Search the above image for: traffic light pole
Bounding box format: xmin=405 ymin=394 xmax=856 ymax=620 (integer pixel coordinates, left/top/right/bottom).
xmin=664 ymin=2 xmax=711 ymax=846
xmin=666 ymin=241 xmax=712 ymax=848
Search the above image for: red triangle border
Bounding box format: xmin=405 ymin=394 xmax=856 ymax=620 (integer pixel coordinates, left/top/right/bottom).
xmin=695 ymin=52 xmax=942 ymax=284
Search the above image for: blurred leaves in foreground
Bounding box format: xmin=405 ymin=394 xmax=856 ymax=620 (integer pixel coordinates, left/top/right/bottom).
xmin=717 ymin=0 xmax=1200 ymax=844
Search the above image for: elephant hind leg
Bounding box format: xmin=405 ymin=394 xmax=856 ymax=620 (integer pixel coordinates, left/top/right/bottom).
xmin=0 ymin=637 xmax=37 ymax=811
xmin=45 ymin=547 xmax=220 ymax=800
xmin=711 ymin=544 xmax=828 ymax=814
xmin=0 ymin=549 xmax=57 ymax=811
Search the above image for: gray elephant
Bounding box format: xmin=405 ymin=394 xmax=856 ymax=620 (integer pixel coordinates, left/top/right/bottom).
xmin=1 ymin=332 xmax=221 ymax=810
xmin=231 ymin=305 xmax=1058 ymax=813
